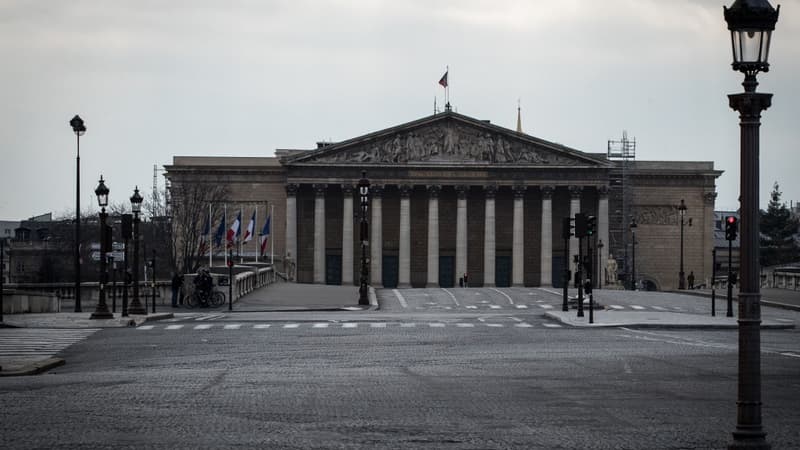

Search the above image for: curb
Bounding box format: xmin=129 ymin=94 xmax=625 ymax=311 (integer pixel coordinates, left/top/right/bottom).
xmin=0 ymin=357 xmax=65 ymax=377
xmin=670 ymin=290 xmax=800 ymax=312
xmin=543 ymin=312 xmax=795 ymax=330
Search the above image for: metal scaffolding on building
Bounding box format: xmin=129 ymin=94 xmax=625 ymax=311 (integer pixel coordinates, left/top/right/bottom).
xmin=607 ymin=131 xmax=636 ymax=289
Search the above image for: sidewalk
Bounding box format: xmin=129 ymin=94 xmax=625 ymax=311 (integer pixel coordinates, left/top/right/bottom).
xmin=0 ymin=312 xmax=174 ymax=329
xmin=673 ymin=287 xmax=800 ymax=312
xmin=545 ymin=310 xmax=795 ymax=329
xmin=233 ymin=283 xmax=377 ymax=312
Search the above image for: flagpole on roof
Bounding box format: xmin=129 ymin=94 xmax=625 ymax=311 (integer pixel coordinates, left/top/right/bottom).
xmin=446 ymin=65 xmax=450 ymax=109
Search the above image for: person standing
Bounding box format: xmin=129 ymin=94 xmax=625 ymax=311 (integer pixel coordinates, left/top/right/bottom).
xmin=687 ymin=271 xmax=695 ymax=290
xmin=171 ymin=272 xmax=183 ymax=307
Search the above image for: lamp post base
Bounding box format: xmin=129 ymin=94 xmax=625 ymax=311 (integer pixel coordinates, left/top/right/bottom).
xmin=679 ymin=272 xmax=686 ymax=290
xmin=128 ymin=300 xmax=146 ymax=315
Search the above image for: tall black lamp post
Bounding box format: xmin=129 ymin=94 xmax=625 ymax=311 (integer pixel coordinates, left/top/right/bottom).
xmin=358 ymin=171 xmax=370 ymax=306
xmin=90 ymin=176 xmax=113 ymax=319
xmin=70 ymin=115 xmax=86 ymax=312
xmin=678 ymin=199 xmax=688 ymax=289
xmin=629 ymin=218 xmax=637 ymax=291
xmin=724 ymin=1 xmax=778 ymax=448
xmin=128 ymin=186 xmax=146 ymax=315
xmin=597 ymin=239 xmax=604 ymax=290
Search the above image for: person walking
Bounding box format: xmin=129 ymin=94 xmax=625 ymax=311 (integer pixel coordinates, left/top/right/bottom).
xmin=687 ymin=271 xmax=695 ymax=290
xmin=171 ymin=272 xmax=183 ymax=307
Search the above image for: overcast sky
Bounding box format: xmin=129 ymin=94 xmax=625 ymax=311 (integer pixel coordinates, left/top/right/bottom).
xmin=1 ymin=0 xmax=798 ymax=220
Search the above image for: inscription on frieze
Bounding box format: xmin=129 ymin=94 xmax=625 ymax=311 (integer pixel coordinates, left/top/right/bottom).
xmin=316 ymin=123 xmax=582 ymax=165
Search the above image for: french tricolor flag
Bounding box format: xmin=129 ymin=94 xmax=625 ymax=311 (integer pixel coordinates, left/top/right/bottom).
xmin=243 ymin=211 xmax=256 ymax=243
xmin=226 ymin=211 xmax=241 ymax=247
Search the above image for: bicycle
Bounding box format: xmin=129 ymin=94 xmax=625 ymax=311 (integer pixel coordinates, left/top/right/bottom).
xmin=186 ymin=289 xmax=226 ymax=308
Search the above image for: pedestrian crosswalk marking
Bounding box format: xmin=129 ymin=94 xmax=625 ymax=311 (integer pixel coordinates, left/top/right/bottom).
xmin=486 ymin=323 xmax=504 ymax=327
xmin=194 ymin=324 xmax=213 ymax=330
xmin=630 ymin=305 xmax=645 ymax=310
xmin=515 ymin=305 xmax=528 ymax=309
xmin=342 ymin=323 xmax=358 ymax=328
xmin=0 ymin=329 xmax=100 ymax=364
xmin=543 ymin=323 xmax=562 ymax=328
xmin=538 ymin=304 xmax=553 ymax=309
xmin=429 ymin=323 xmax=445 ymax=328
xmin=126 ymin=322 xmax=586 ymax=331
xmin=400 ymin=323 xmax=416 ymax=328
xmin=253 ymin=324 xmax=271 ymax=329
xmin=456 ymin=323 xmax=475 ymax=327
xmin=652 ymin=306 xmax=666 ymax=311
xmin=465 ymin=305 xmax=477 ymax=309
xmin=370 ymin=323 xmax=387 ymax=328
xmin=610 ymin=305 xmax=624 ymax=310
xmin=223 ymin=324 xmax=242 ymax=330
xmin=137 ymin=325 xmax=154 ymax=330
xmin=283 ymin=324 xmax=299 ymax=329
xmin=489 ymin=305 xmax=501 ymax=309
xmin=165 ymin=325 xmax=184 ymax=330
xmin=312 ymin=323 xmax=329 ymax=328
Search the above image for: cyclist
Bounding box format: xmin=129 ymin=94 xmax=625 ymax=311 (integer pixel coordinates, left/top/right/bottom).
xmin=194 ymin=268 xmax=214 ymax=307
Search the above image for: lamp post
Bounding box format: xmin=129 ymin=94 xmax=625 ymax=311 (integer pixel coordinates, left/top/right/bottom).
xmin=678 ymin=199 xmax=688 ymax=289
xmin=724 ymin=1 xmax=778 ymax=448
xmin=90 ymin=176 xmax=113 ymax=319
xmin=70 ymin=115 xmax=86 ymax=312
xmin=128 ymin=186 xmax=146 ymax=315
xmin=629 ymin=218 xmax=637 ymax=291
xmin=358 ymin=171 xmax=370 ymax=306
xmin=597 ymin=239 xmax=604 ymax=290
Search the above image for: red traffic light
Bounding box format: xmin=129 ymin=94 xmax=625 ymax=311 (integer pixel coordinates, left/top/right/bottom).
xmin=727 ymin=216 xmax=737 ymax=224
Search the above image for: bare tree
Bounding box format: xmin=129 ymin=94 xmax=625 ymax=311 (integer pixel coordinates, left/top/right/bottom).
xmin=167 ymin=182 xmax=228 ymax=274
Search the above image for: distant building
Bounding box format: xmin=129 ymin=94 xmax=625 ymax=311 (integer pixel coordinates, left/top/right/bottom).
xmin=166 ymin=110 xmax=722 ymax=291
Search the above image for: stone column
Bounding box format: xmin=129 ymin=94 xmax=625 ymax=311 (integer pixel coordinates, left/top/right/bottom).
xmin=483 ymin=185 xmax=497 ymax=287
xmin=597 ymin=185 xmax=609 ymax=285
xmin=398 ymin=185 xmax=412 ymax=288
xmin=569 ymin=185 xmax=582 ymax=263
xmin=455 ymin=185 xmax=468 ymax=286
xmin=341 ymin=184 xmax=354 ymax=285
xmin=540 ymin=186 xmax=554 ymax=287
xmin=370 ymin=185 xmax=383 ymax=287
xmin=426 ymin=185 xmax=440 ymax=288
xmin=313 ymin=184 xmax=326 ymax=284
xmin=285 ymin=183 xmax=298 ymax=281
xmin=512 ymin=185 xmax=525 ymax=287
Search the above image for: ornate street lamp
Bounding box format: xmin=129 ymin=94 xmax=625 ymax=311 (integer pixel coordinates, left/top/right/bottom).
xmin=724 ymin=1 xmax=779 ymax=448
xmin=678 ymin=199 xmax=688 ymax=289
xmin=70 ymin=115 xmax=86 ymax=312
xmin=629 ymin=218 xmax=637 ymax=291
xmin=358 ymin=171 xmax=370 ymax=306
xmin=128 ymin=186 xmax=146 ymax=315
xmin=90 ymin=176 xmax=113 ymax=319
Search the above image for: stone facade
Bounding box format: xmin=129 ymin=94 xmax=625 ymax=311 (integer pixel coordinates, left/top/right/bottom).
xmin=165 ymin=111 xmax=721 ymax=291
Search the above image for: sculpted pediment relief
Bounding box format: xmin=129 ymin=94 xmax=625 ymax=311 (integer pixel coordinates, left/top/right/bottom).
xmin=303 ymin=121 xmax=594 ymax=166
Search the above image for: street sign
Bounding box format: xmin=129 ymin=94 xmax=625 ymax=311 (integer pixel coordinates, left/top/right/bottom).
xmin=90 ymin=251 xmax=126 ymax=261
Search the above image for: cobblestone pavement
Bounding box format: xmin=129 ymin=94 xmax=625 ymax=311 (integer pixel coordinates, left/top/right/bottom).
xmin=1 ymin=314 xmax=799 ymax=449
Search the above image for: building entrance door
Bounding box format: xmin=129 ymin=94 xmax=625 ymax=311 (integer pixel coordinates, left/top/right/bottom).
xmin=382 ymin=255 xmax=398 ymax=288
xmin=495 ymin=256 xmax=511 ymax=287
xmin=326 ymin=254 xmax=342 ymax=285
xmin=439 ymin=256 xmax=454 ymax=288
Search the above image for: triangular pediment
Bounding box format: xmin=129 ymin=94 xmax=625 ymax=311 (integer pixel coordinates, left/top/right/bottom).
xmin=284 ymin=112 xmax=610 ymax=168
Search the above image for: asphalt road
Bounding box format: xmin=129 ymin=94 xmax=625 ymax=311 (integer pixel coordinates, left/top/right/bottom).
xmin=1 ymin=288 xmax=799 ymax=449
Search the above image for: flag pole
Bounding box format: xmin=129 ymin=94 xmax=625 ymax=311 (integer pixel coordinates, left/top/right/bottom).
xmin=239 ymin=207 xmax=243 ymax=264
xmin=254 ymin=205 xmax=259 ymax=263
xmin=446 ymin=65 xmax=450 ymax=107
xmin=208 ymin=203 xmax=212 ymax=268
xmin=270 ymin=203 xmax=274 ymax=265
xmin=223 ymin=204 xmax=227 ymax=268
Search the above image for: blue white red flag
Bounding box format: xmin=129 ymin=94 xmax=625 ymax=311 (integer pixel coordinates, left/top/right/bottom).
xmin=243 ymin=211 xmax=256 ymax=243
xmin=260 ymin=214 xmax=271 ymax=256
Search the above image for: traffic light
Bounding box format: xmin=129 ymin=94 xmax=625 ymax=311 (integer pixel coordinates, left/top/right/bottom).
xmin=562 ymin=217 xmax=573 ymax=240
xmin=586 ymin=215 xmax=596 ymax=236
xmin=725 ymin=216 xmax=738 ymax=241
xmin=574 ymin=213 xmax=587 ymax=238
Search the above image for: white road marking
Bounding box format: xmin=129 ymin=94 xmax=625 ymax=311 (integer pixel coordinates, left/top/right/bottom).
xmin=400 ymin=323 xmax=416 ymax=328
xmin=165 ymin=325 xmax=184 ymax=330
xmin=312 ymin=323 xmax=329 ymax=328
xmin=283 ymin=324 xmax=299 ymax=329
xmin=456 ymin=323 xmax=475 ymax=327
xmin=515 ymin=323 xmax=533 ymax=328
xmin=610 ymin=305 xmax=625 ymax=310
xmin=392 ymin=289 xmax=408 ymax=308
xmin=540 ymin=288 xmax=563 ymax=297
xmin=370 ymin=323 xmax=387 ymax=328
xmin=194 ymin=324 xmax=213 ymax=330
xmin=630 ymin=305 xmax=645 ymax=310
xmin=775 ymin=318 xmax=794 ymax=323
xmin=466 ymin=305 xmax=477 ymax=309
xmin=485 ymin=323 xmax=504 ymax=328
xmin=490 ymin=287 xmax=515 ymax=305
xmin=429 ymin=323 xmax=446 ymax=328
xmin=543 ymin=323 xmax=562 ymax=328
xmin=253 ymin=324 xmax=271 ymax=329
xmin=224 ymin=324 xmax=242 ymax=330
xmin=538 ymin=304 xmax=554 ymax=309
xmin=342 ymin=323 xmax=358 ymax=328
xmin=441 ymin=288 xmax=460 ymax=306
xmin=137 ymin=325 xmax=154 ymax=330
xmin=779 ymin=352 xmax=800 ymax=359
xmin=652 ymin=306 xmax=667 ymax=311
xmin=515 ymin=305 xmax=528 ymax=309
xmin=489 ymin=305 xmax=501 ymax=309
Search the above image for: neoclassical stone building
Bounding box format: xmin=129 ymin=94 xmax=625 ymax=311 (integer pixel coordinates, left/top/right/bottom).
xmin=165 ymin=110 xmax=721 ymax=291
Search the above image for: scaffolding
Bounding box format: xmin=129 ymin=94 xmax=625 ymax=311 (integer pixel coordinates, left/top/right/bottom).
xmin=607 ymin=131 xmax=636 ymax=289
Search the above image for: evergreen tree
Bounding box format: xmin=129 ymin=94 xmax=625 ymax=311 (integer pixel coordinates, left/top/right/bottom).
xmin=760 ymin=182 xmax=800 ymax=267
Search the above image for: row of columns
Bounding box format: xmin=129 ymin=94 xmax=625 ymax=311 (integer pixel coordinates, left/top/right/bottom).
xmin=286 ymin=183 xmax=609 ymax=287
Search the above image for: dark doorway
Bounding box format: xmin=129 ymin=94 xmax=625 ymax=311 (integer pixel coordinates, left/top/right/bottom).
xmin=552 ymin=255 xmax=565 ymax=288
xmin=326 ymin=254 xmax=342 ymax=285
xmin=495 ymin=256 xmax=512 ymax=287
xmin=439 ymin=255 xmax=455 ymax=287
xmin=382 ymin=255 xmax=398 ymax=288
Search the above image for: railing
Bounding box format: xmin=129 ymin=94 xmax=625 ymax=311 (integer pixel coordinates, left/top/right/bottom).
xmin=186 ymin=264 xmax=276 ymax=303
xmin=762 ymin=269 xmax=800 ymax=290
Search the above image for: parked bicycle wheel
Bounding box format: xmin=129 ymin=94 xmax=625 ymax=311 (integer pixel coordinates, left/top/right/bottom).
xmin=211 ymin=291 xmax=226 ymax=307
xmin=185 ymin=291 xmax=198 ymax=308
